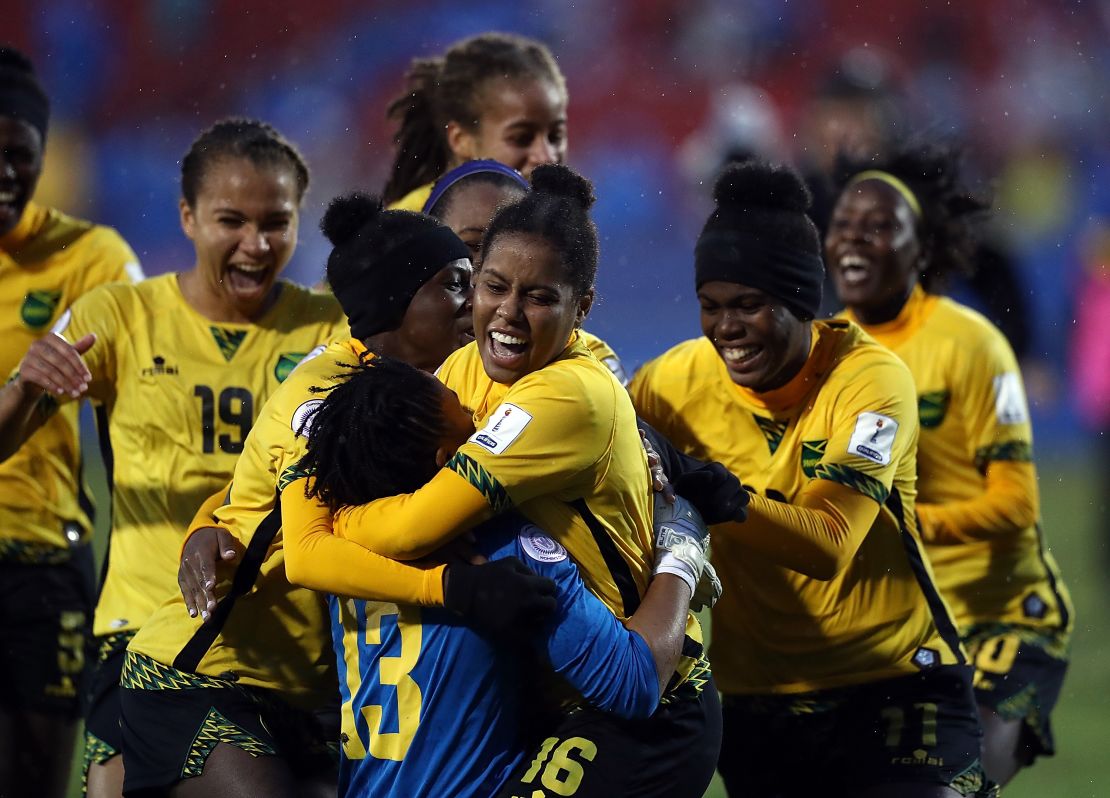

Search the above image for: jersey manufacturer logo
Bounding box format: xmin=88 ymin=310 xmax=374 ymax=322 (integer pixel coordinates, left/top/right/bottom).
xmin=210 ymin=327 xmax=248 ymax=362
xmin=519 ymin=524 xmax=567 ymax=563
xmin=918 ymin=390 xmax=950 ymax=429
xmin=800 ymin=439 xmax=827 ymax=477
xmin=274 ymin=352 xmax=308 ymax=383
xmin=141 ymin=355 xmax=179 ymax=377
xmin=848 ymin=412 xmax=898 ymax=465
xmin=1022 ymin=591 xmax=1048 ymax=620
xmin=291 ymin=399 xmax=323 ymax=438
xmin=469 ymin=403 xmax=532 ymax=454
xmin=911 ymin=647 xmax=938 ymax=669
xmin=21 ymin=290 xmax=62 ymax=328
xmin=993 ymin=372 xmax=1029 ymax=425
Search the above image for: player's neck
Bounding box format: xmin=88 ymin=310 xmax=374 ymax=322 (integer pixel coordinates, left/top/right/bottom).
xmin=176 ymin=269 xmax=280 ymax=325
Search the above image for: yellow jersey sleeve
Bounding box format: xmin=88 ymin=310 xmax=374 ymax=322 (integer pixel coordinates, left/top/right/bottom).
xmin=53 ymin=283 xmax=127 ymax=405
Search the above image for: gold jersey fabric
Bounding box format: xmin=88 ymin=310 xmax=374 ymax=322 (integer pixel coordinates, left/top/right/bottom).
xmin=843 ymin=287 xmax=1073 ymax=638
xmin=129 ymin=339 xmax=392 ymax=708
xmin=631 ymin=321 xmax=963 ymax=694
xmin=578 ymin=329 xmax=628 ymax=386
xmin=387 ymin=183 xmax=434 ymax=213
xmin=435 ymin=333 xmax=705 ymax=685
xmin=54 ymin=274 xmax=346 ymax=637
xmin=0 ymin=202 xmax=141 ymax=553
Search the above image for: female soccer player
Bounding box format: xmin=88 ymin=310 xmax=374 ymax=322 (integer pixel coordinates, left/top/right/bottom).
xmin=826 ymin=145 xmax=1072 ymax=786
xmin=425 ymin=158 xmax=628 ymax=382
xmin=0 ymin=46 xmax=141 ymax=798
xmin=291 ymin=354 xmax=708 ymax=798
xmin=630 ymin=161 xmax=988 ymax=797
xmin=0 ymin=118 xmax=345 ymax=798
xmin=383 ymin=32 xmax=566 ymax=210
xmin=124 ymin=193 xmax=553 ymax=797
xmin=311 ymin=164 xmax=720 ymax=798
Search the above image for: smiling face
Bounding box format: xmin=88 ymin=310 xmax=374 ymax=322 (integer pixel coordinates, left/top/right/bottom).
xmin=826 ymin=179 xmax=922 ymax=324
xmin=0 ymin=115 xmax=44 ymax=237
xmin=432 ymin=377 xmax=478 ymax=466
xmin=473 ymin=232 xmax=592 ymax=384
xmin=448 ymin=77 xmax=567 ymax=179
xmin=180 ymin=157 xmax=299 ymax=320
xmin=438 ymin=180 xmax=526 ymax=265
xmin=383 ymin=258 xmax=474 ymax=373
xmin=698 ymin=280 xmax=811 ymax=392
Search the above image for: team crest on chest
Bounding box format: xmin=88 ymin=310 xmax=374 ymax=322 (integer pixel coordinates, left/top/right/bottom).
xmin=274 ymin=352 xmax=307 ymax=383
xmin=21 ymin=290 xmax=62 ymax=329
xmin=918 ymin=390 xmax=950 ymax=429
xmin=800 ymin=440 xmax=827 ymax=477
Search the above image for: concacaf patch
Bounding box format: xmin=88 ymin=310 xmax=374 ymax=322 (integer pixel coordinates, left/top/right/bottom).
xmin=470 ymin=403 xmax=532 ymax=454
xmin=848 ymin=412 xmax=898 ymax=466
xmin=519 ymin=524 xmax=567 ymax=563
xmin=290 ymin=399 xmax=323 ymax=439
xmin=993 ymin=372 xmax=1029 ymax=425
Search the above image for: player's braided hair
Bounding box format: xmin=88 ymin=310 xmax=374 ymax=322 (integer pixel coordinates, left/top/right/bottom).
xmin=299 ymin=357 xmax=447 ymax=511
xmin=834 ymin=141 xmax=989 ymax=291
xmin=382 ymin=32 xmax=566 ymax=205
xmin=181 ymin=118 xmax=310 ymax=207
xmin=483 ymin=163 xmax=598 ymax=299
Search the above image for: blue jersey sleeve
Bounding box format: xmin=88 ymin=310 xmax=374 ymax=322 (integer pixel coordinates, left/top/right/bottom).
xmin=477 ymin=514 xmax=660 ymax=720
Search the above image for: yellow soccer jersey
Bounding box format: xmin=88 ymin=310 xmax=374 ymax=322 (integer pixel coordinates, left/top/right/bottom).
xmin=433 ymin=332 xmax=706 ymax=689
xmin=53 ymin=273 xmax=346 ymax=637
xmin=844 ymin=287 xmax=1073 ymax=637
xmin=0 ymin=202 xmax=141 ymax=555
xmin=388 ymin=183 xmax=434 ymax=212
xmin=130 ymin=339 xmax=405 ymax=708
xmin=579 ymin=329 xmax=628 ymax=386
xmin=438 ymin=331 xmax=654 ymax=620
xmin=631 ymin=321 xmax=963 ymax=694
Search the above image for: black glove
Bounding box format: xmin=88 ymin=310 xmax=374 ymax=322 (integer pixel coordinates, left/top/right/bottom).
xmin=444 ymin=556 xmax=557 ymax=637
xmin=673 ymin=461 xmax=750 ymax=524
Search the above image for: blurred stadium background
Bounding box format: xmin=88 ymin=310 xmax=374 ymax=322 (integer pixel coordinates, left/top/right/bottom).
xmin=5 ymin=1 xmax=1105 ymax=795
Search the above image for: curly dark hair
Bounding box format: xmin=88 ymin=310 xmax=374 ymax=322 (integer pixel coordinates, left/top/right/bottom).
xmin=833 ymin=141 xmax=989 ymax=291
xmin=299 ymin=357 xmax=447 ymax=511
xmin=382 ymin=32 xmax=565 ymax=205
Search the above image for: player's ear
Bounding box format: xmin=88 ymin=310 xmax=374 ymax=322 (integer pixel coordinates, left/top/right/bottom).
xmin=179 ymin=198 xmax=197 ymax=241
xmin=434 ymin=445 xmax=452 ymax=468
xmin=446 ymin=120 xmax=477 ymax=162
xmin=574 ymin=288 xmax=594 ymax=328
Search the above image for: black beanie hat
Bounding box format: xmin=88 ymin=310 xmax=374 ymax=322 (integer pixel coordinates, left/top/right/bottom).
xmin=695 ymin=162 xmax=824 ymax=321
xmin=321 ymin=193 xmax=471 ymax=341
xmin=0 ymin=46 xmax=49 ymax=141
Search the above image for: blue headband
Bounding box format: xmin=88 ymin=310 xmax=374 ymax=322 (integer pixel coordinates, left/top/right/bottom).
xmin=423 ymin=160 xmax=529 ymax=216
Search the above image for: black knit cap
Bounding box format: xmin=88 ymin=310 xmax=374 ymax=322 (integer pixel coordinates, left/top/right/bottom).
xmin=695 ymin=162 xmax=824 ymax=321
xmin=321 ymin=192 xmax=470 ymax=340
xmin=0 ymin=46 xmax=49 ymax=140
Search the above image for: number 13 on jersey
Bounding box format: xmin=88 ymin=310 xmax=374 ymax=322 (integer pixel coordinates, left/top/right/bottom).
xmin=338 ymin=601 xmax=424 ymax=762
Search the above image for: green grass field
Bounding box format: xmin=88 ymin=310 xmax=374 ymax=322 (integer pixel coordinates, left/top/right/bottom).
xmin=70 ymin=423 xmax=1108 ymax=796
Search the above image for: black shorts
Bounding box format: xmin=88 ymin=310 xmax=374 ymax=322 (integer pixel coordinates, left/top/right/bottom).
xmin=0 ymin=541 xmax=95 ymax=717
xmin=964 ymin=622 xmax=1069 ymax=763
xmin=495 ymin=676 xmax=722 ymax=798
xmin=83 ymin=630 xmax=134 ymax=769
xmin=717 ymin=665 xmax=991 ymax=798
xmin=119 ymin=651 xmax=336 ymax=796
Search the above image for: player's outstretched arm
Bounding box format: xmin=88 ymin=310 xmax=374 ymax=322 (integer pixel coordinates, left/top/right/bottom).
xmin=0 ymin=333 xmax=95 ymax=462
xmin=917 ymin=460 xmax=1038 ymax=544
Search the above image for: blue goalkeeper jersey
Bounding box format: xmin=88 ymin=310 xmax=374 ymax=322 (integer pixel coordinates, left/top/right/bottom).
xmin=330 ymin=512 xmax=660 ymax=798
